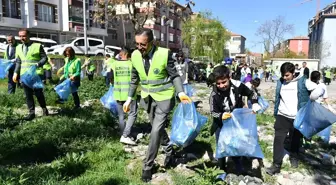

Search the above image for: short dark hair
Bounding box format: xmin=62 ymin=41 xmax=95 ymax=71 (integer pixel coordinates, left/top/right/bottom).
xmin=213 ymin=65 xmax=231 ymax=81
xmin=135 ymin=28 xmax=154 ymax=42
xmin=295 ymin=64 xmax=299 ymax=66
xmin=310 ymin=71 xmax=321 ymax=83
xmin=105 ymin=54 xmax=111 ymax=58
xmin=120 ymin=46 xmax=132 ymax=58
xmin=63 ymin=47 xmax=75 ymax=58
xmin=280 ymin=62 xmax=295 ymax=77
xmin=251 ymin=78 xmax=261 ymax=87
xmin=19 ymin=28 xmax=30 ymax=35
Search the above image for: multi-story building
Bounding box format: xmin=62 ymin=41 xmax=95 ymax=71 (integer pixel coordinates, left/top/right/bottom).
xmin=0 ymin=0 xmax=107 ymax=43
xmin=114 ymin=1 xmax=192 ymax=52
xmin=284 ymin=36 xmax=309 ymax=57
xmin=308 ymin=2 xmax=336 ymax=67
xmin=225 ymin=32 xmax=246 ymax=59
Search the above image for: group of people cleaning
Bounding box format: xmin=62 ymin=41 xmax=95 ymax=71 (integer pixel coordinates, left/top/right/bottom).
xmin=2 ymin=27 xmax=335 ymax=182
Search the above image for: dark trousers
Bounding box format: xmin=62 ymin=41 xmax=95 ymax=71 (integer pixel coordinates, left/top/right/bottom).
xmin=273 ymin=115 xmax=303 ymax=165
xmin=7 ymin=69 xmax=16 ymax=94
xmin=22 ymin=83 xmax=47 ymax=114
xmin=88 ymin=74 xmax=93 ymax=81
xmin=105 ymin=72 xmax=112 ymax=86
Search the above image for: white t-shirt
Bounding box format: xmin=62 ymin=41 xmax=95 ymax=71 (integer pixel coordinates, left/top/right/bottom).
xmin=310 ymin=83 xmax=328 ymax=104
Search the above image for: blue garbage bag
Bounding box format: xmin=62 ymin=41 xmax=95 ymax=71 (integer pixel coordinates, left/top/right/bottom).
xmin=294 ymin=100 xmax=336 ymax=139
xmin=100 ymin=86 xmax=118 ymax=116
xmin=101 ymin=70 xmax=107 ymax=76
xmin=54 ymin=79 xmax=78 ymax=100
xmin=170 ymin=103 xmax=208 ymax=147
xmin=183 ymin=84 xmax=195 ymax=97
xmin=80 ymin=71 xmax=84 ymax=79
xmin=253 ymin=74 xmax=258 ymax=79
xmin=259 ymin=73 xmax=264 ymax=79
xmin=5 ymin=62 xmax=14 ymax=72
xmin=317 ymin=125 xmax=332 ymax=143
xmin=0 ymin=58 xmax=11 ymax=79
xmin=20 ymin=65 xmax=44 ymax=89
xmin=216 ymin=108 xmax=264 ymax=159
xmin=257 ymin=96 xmax=269 ymax=114
xmin=272 ymin=75 xmax=278 ymax=81
xmin=240 ymin=76 xmax=245 ymax=82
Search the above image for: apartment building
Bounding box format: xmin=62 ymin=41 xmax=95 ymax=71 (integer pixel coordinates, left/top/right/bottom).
xmin=0 ymin=0 xmax=107 ymax=43
xmin=225 ymin=32 xmax=246 ymax=59
xmin=114 ymin=1 xmax=192 ymax=52
xmin=308 ymin=2 xmax=336 ymax=67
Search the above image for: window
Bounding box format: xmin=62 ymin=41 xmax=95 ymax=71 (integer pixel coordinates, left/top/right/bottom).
xmin=89 ymin=40 xmax=102 ymax=46
xmin=69 ymin=5 xmax=83 ymax=22
xmin=110 ymin=30 xmax=118 ymax=40
xmin=3 ymin=0 xmax=20 ymax=18
xmin=36 ymin=3 xmax=55 ymax=23
xmin=74 ymin=39 xmax=84 ymax=46
xmin=169 ymin=33 xmax=174 ymax=42
xmin=169 ymin=19 xmax=174 ymax=28
xmin=126 ymin=32 xmax=132 ymax=40
xmin=233 ymin=37 xmax=241 ymax=41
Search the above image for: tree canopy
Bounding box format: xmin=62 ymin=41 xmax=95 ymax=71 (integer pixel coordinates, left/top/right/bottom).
xmin=182 ymin=11 xmax=229 ymax=63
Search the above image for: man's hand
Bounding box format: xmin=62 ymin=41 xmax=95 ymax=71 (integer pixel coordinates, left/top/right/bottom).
xmin=123 ymin=97 xmax=132 ymax=113
xmin=222 ymin=113 xmax=231 ymax=120
xmin=70 ymin=76 xmax=75 ymax=81
xmin=12 ymin=73 xmax=18 ymax=83
xmin=178 ymin=92 xmax=191 ymax=104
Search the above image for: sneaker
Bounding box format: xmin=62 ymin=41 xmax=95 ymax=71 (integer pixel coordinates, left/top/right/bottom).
xmin=23 ymin=114 xmax=35 ymax=121
xmin=120 ymin=136 xmax=137 ymax=145
xmin=265 ymin=164 xmax=281 ymax=175
xmin=290 ymin=157 xmax=299 ymax=168
xmin=141 ymin=170 xmax=152 ymax=182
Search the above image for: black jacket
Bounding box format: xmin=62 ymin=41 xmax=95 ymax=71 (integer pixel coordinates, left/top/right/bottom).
xmin=209 ymin=79 xmax=258 ymax=134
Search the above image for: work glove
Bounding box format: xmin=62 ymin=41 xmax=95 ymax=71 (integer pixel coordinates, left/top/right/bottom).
xmin=123 ymin=97 xmax=132 ymax=113
xmin=222 ymin=112 xmax=231 ymax=120
xmin=12 ymin=73 xmax=18 ymax=83
xmin=178 ymin=92 xmax=191 ymax=104
xmin=252 ymin=103 xmax=262 ymax=113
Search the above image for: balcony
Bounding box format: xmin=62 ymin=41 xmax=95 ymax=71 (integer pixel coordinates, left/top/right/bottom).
xmin=169 ymin=27 xmax=175 ymax=34
xmin=175 ymin=29 xmax=181 ymax=36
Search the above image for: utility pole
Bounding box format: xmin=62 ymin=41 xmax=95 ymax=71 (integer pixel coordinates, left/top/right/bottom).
xmin=83 ymin=0 xmax=88 ymax=55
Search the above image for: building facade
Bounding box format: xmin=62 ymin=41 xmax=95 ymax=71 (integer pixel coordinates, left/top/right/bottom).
xmin=0 ymin=0 xmax=107 ymax=43
xmin=285 ymin=36 xmax=309 ymax=57
xmin=114 ymin=1 xmax=192 ymax=52
xmin=308 ymin=2 xmax=336 ymax=67
xmin=225 ymin=32 xmax=246 ymax=59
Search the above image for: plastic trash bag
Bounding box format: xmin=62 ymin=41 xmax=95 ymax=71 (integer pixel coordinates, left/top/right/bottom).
xmin=80 ymin=71 xmax=84 ymax=79
xmin=21 ymin=65 xmax=44 ymax=89
xmin=259 ymin=73 xmax=264 ymax=79
xmin=54 ymin=79 xmax=78 ymax=100
xmin=294 ymin=100 xmax=336 ymax=139
xmin=101 ymin=70 xmax=107 ymax=76
xmin=170 ymin=103 xmax=208 ymax=147
xmin=240 ymin=76 xmax=245 ymax=82
xmin=0 ymin=58 xmax=11 ymax=79
xmin=183 ymin=84 xmax=195 ymax=97
xmin=216 ymin=108 xmax=264 ymax=159
xmin=253 ymin=74 xmax=258 ymax=79
xmin=100 ymin=86 xmax=118 ymax=116
xmin=5 ymin=62 xmax=14 ymax=72
xmin=272 ymin=75 xmax=279 ymax=81
xmin=257 ymin=96 xmax=269 ymax=114
xmin=317 ymin=125 xmax=332 ymax=143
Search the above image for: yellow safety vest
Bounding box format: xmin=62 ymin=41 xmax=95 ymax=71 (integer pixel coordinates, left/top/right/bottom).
xmin=131 ymin=47 xmax=175 ymax=101
xmin=15 ymin=43 xmax=44 ymax=75
xmin=111 ymin=60 xmax=135 ymax=101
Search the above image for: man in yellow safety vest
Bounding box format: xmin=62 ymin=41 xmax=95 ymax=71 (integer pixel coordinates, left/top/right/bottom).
xmin=123 ymin=28 xmax=191 ymax=182
xmin=13 ymin=29 xmax=49 ymax=121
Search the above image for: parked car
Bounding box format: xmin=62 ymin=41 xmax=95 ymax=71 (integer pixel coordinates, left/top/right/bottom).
xmin=105 ymin=45 xmax=121 ymax=57
xmin=47 ymin=37 xmax=105 ymax=56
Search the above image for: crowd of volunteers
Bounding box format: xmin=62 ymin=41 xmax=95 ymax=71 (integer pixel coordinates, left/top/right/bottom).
xmin=1 ymin=28 xmax=335 ymax=182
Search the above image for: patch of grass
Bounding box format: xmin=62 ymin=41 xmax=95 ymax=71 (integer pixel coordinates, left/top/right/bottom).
xmin=259 ymin=140 xmax=273 ymax=161
xmin=256 ymin=114 xmax=275 ymax=126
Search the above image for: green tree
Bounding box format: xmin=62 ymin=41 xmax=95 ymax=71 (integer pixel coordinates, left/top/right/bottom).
xmin=93 ymin=0 xmax=194 ymax=31
xmin=182 ymin=11 xmax=230 ymax=63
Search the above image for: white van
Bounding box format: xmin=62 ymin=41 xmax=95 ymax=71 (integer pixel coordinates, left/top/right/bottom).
xmin=47 ymin=37 xmax=105 ymax=56
xmin=105 ymin=45 xmax=121 ymax=57
xmin=30 ymin=37 xmax=57 ymax=53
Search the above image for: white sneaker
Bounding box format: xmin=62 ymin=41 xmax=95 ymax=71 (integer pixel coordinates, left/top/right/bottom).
xmin=120 ymin=136 xmax=137 ymax=145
